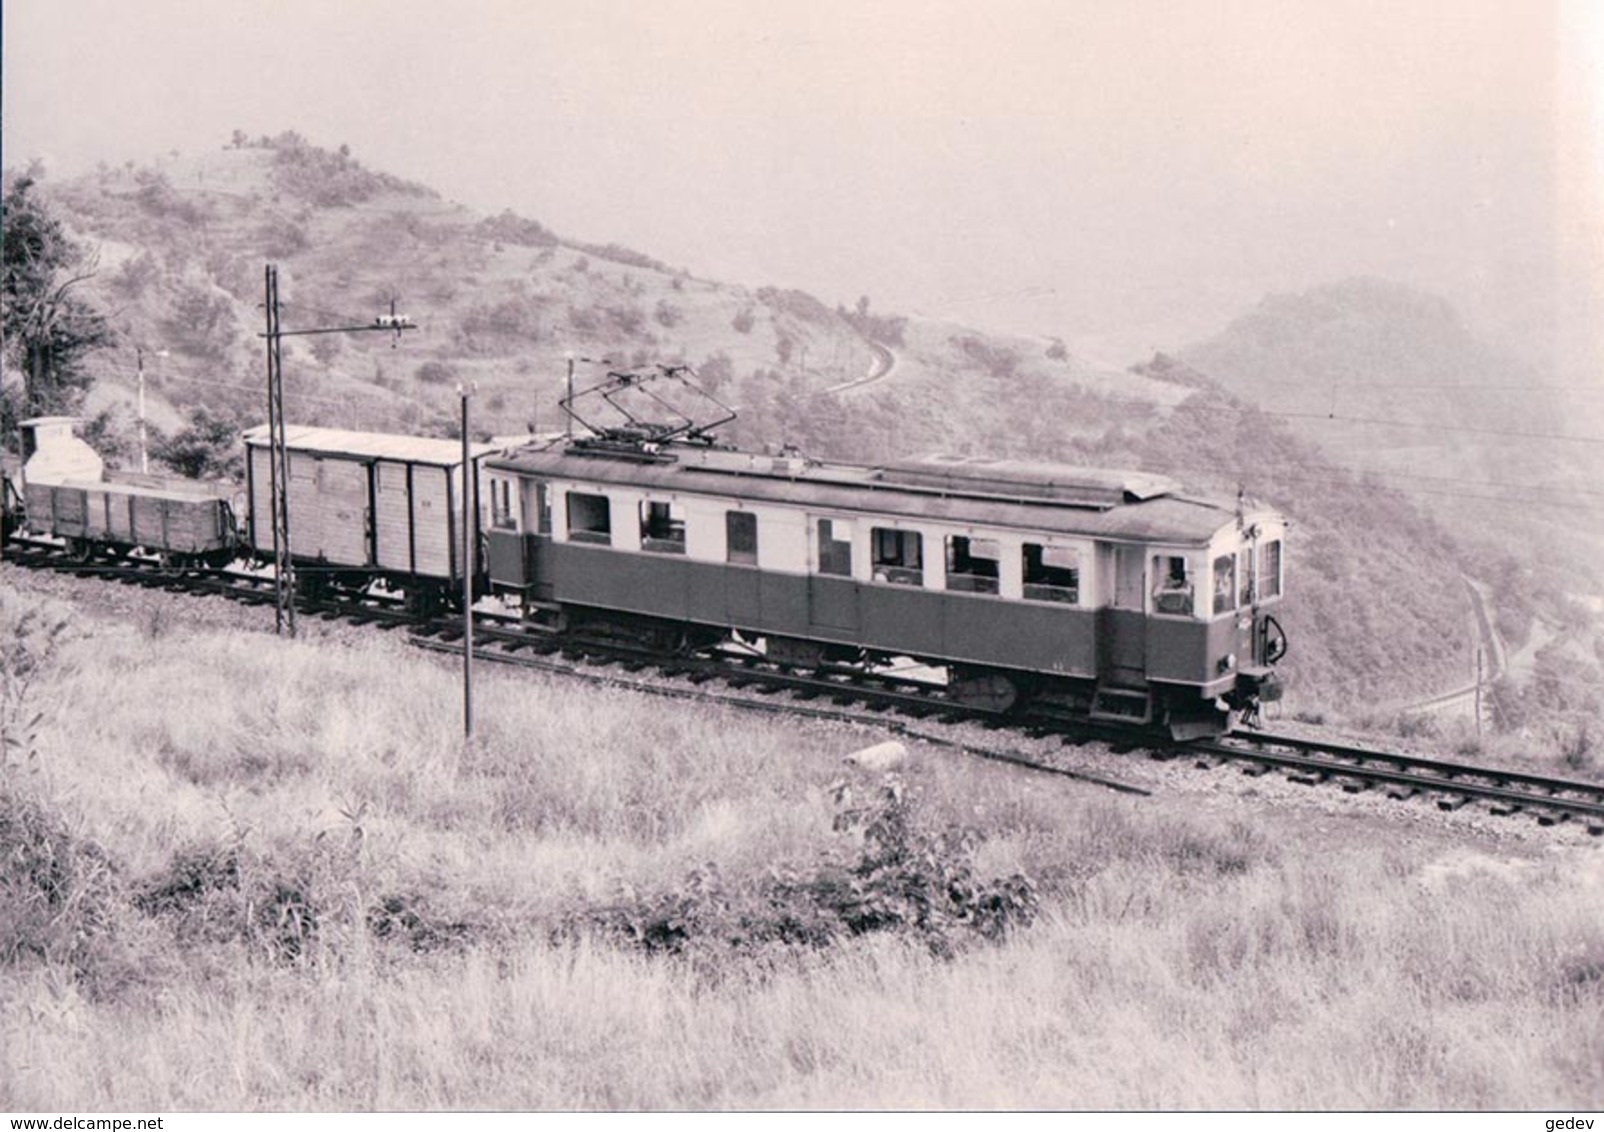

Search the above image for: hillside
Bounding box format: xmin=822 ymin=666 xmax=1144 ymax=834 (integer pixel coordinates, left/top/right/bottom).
xmin=11 ymin=132 xmax=1593 ymax=730
xmin=1181 ymin=279 xmax=1604 ymax=577
xmin=4 ymin=571 xmax=1602 ymax=1109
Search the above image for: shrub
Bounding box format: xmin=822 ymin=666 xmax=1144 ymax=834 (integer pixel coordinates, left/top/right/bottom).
xmin=759 ymin=287 xmax=835 ymax=324
xmin=951 ymin=334 xmax=1019 ymax=378
xmin=653 ymin=299 xmax=683 ymax=328
xmin=568 ymin=242 xmax=669 ymax=272
xmin=152 ymin=405 xmax=245 ymax=480
xmin=578 ymin=775 xmax=1037 ymax=963
xmin=134 ymin=841 xmax=318 ymax=964
xmin=1561 ymin=723 xmax=1594 ymax=773
xmin=265 ymin=133 xmax=433 ymax=206
xmin=415 ymin=360 xmax=457 ymax=386
xmin=0 ymin=788 xmax=123 ymax=975
xmin=109 ymin=251 xmax=161 ymax=300
xmin=163 ymin=279 xmax=241 ymax=365
xmin=605 ymin=304 xmax=646 ymax=337
xmin=474 ymin=209 xmax=558 ymax=248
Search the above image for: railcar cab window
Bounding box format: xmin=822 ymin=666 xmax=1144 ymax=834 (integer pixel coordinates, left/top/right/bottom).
xmin=491 ymin=479 xmax=515 ymax=530
xmin=1212 ymin=553 xmax=1236 ymax=614
xmin=871 ymin=527 xmax=923 ymax=586
xmin=946 ymin=535 xmax=1000 ymax=594
xmin=1239 ymin=548 xmax=1256 ymax=606
xmin=1151 ymin=555 xmax=1193 ymax=615
xmin=567 ymin=491 xmax=611 ymax=545
xmin=726 ymin=510 xmax=758 ymax=565
xmin=1261 ymin=539 xmax=1283 ymax=599
xmin=640 ymin=500 xmax=686 ymax=554
xmin=817 ymin=518 xmax=853 ymax=577
xmin=517 ymin=480 xmax=551 ymax=535
xmin=534 ymin=483 xmax=552 ymax=534
xmin=1023 ymin=543 xmax=1079 ymax=604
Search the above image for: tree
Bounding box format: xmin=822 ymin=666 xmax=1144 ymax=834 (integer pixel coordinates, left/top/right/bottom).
xmin=152 ymin=406 xmax=243 ymax=480
xmin=1 ymin=177 xmax=115 ymax=421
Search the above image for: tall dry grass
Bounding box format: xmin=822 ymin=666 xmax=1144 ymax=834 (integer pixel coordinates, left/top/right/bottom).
xmin=2 ymin=580 xmax=1601 ymax=1109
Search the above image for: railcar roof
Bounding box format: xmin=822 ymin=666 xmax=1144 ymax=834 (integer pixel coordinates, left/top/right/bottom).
xmin=242 ymin=425 xmax=496 ymax=467
xmin=488 ymin=439 xmax=1271 ymax=544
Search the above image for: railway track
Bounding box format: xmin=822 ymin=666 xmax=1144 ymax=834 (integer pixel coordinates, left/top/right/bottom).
xmin=9 ymin=534 xmax=1603 ymax=834
xmin=1205 ymin=731 xmax=1604 ymax=832
xmin=413 ymin=616 xmax=1604 ymax=835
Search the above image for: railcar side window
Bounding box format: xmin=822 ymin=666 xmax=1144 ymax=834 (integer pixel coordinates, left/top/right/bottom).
xmin=1023 ymin=544 xmax=1079 ymax=604
xmin=536 ymin=483 xmax=552 ymax=534
xmin=1151 ymin=555 xmax=1193 ymax=615
xmin=640 ymin=500 xmax=687 ymax=554
xmin=946 ymin=535 xmax=1000 ymax=594
xmin=817 ymin=518 xmax=853 ymax=577
xmin=871 ymin=527 xmax=923 ymax=586
xmin=1261 ymin=539 xmax=1283 ymax=598
xmin=567 ymin=492 xmax=612 ymax=545
xmin=1212 ymin=554 xmax=1236 ymax=614
xmin=726 ymin=510 xmax=758 ymax=565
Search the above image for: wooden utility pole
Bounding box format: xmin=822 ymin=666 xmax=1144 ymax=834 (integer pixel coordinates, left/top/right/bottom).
xmin=565 ymin=353 xmax=575 ymax=439
xmin=263 ymin=265 xmax=296 ymax=637
xmin=136 ymin=347 xmax=149 ymax=474
xmin=459 ymin=383 xmax=477 ymax=741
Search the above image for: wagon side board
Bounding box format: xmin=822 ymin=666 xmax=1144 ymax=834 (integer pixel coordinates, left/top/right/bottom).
xmin=26 ymin=481 xmax=230 ymax=555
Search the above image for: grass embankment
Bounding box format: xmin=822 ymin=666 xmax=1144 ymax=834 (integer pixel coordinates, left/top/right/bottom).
xmin=2 ymin=581 xmax=1601 ymax=1109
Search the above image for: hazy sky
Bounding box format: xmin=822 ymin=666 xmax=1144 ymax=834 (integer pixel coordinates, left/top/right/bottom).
xmin=5 ymin=0 xmax=1601 ymax=373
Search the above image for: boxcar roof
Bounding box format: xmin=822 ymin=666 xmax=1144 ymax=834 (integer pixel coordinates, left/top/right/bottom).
xmin=242 ymin=425 xmax=496 ymax=467
xmin=488 ymin=439 xmax=1273 ymax=545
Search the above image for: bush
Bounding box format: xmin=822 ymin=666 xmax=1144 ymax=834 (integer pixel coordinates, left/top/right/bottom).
xmin=653 ymin=299 xmax=682 ymax=328
xmin=568 ymin=242 xmax=669 ymax=272
xmin=163 ymin=280 xmax=241 ymax=365
xmin=152 ymin=406 xmax=244 ymax=480
xmin=578 ymin=775 xmax=1037 ymax=964
xmin=951 ymin=334 xmax=1019 ymax=378
xmin=605 ymin=304 xmax=646 ymax=337
xmin=415 ymin=360 xmax=457 ymax=386
xmin=134 ymin=841 xmax=318 ymax=964
xmin=266 ymin=134 xmax=433 ymax=206
xmin=474 ymin=209 xmax=558 ymax=248
xmin=0 ymin=788 xmax=123 ymax=976
xmin=758 ymin=287 xmax=835 ymax=325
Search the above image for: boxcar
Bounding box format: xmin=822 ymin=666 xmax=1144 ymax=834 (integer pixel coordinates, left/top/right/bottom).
xmin=242 ymin=426 xmax=495 ymax=603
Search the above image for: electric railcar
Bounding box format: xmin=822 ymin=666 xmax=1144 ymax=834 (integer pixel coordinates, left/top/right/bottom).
xmin=483 ymin=435 xmax=1286 ymax=737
